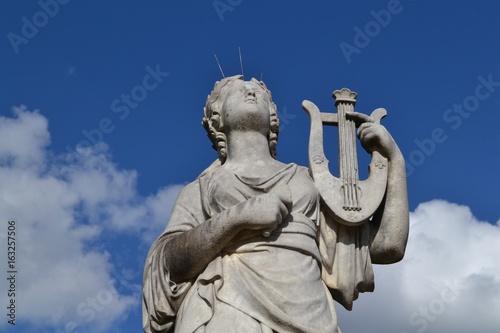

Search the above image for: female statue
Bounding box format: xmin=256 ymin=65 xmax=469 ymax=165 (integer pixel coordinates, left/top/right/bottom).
xmin=142 ymin=75 xmax=409 ymax=333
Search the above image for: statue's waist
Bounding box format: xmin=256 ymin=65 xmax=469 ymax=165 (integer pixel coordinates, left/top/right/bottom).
xmin=222 ymin=213 xmax=321 ymax=262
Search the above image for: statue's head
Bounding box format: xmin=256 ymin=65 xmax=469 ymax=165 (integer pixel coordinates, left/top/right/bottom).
xmin=203 ymin=74 xmax=279 ymax=163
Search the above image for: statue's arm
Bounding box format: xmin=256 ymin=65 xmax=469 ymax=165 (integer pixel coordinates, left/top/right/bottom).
xmin=163 ymin=202 xmax=241 ymax=282
xmin=143 ymin=178 xmax=290 ymax=332
xmin=368 ymin=148 xmax=409 ymax=264
xmin=163 ymin=180 xmax=291 ymax=283
xmin=349 ymin=117 xmax=409 ymax=264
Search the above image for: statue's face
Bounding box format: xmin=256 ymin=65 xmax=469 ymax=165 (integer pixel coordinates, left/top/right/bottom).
xmin=220 ymin=80 xmax=272 ymax=133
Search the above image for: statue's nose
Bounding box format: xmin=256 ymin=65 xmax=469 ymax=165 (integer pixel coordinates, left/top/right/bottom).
xmin=244 ymin=83 xmax=257 ymax=97
xmin=245 ymin=86 xmax=256 ymax=97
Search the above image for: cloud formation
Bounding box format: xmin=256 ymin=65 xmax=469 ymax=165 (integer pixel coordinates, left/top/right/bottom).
xmin=338 ymin=200 xmax=500 ymax=333
xmin=0 ymin=107 xmax=182 ymax=332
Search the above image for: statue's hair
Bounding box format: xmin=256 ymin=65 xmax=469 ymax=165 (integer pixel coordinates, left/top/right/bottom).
xmin=202 ymin=74 xmax=279 ymax=163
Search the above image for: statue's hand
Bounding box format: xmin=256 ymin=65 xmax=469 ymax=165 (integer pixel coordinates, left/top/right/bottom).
xmin=229 ymin=184 xmax=292 ymax=234
xmin=358 ymin=122 xmax=397 ymax=159
xmin=346 ymin=111 xmax=400 ymax=160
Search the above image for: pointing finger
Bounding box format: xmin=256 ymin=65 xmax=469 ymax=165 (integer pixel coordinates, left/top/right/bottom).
xmin=346 ymin=111 xmax=373 ymax=126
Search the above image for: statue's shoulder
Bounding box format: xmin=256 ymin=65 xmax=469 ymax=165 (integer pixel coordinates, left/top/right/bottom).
xmin=291 ymin=163 xmax=313 ymax=179
xmin=287 ymin=163 xmax=317 ymax=191
xmin=295 ymin=163 xmax=311 ymax=172
xmin=174 ymin=179 xmax=201 ymax=204
xmin=196 ymin=159 xmax=222 ymax=179
xmin=175 ymin=164 xmax=223 ymax=204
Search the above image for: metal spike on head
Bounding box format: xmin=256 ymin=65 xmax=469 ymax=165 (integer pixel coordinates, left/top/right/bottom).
xmin=238 ymin=47 xmax=244 ymax=78
xmin=214 ymin=54 xmax=225 ymax=78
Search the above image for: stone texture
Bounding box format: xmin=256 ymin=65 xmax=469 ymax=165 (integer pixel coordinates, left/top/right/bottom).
xmin=142 ymin=75 xmax=409 ymax=332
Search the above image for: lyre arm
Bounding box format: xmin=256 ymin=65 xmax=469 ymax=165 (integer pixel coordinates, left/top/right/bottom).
xmin=302 ymin=100 xmax=330 ymax=173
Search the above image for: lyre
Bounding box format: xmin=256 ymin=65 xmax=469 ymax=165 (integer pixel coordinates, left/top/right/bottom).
xmin=303 ymin=88 xmax=388 ymax=226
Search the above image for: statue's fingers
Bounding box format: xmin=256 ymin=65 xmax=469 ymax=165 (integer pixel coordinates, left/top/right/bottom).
xmin=358 ymin=122 xmax=374 ymax=140
xmin=346 ymin=111 xmax=373 ymax=126
xmin=359 ymin=130 xmax=374 ymax=145
xmin=360 ymin=129 xmax=380 ymax=153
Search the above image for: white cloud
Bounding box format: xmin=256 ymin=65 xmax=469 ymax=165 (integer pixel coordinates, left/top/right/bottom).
xmin=0 ymin=107 xmax=182 ymax=332
xmin=338 ymin=200 xmax=500 ymax=333
xmin=0 ymin=106 xmax=49 ymax=170
xmin=139 ymin=184 xmax=186 ymax=244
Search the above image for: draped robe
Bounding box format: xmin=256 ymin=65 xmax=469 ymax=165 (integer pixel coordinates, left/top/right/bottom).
xmin=143 ymin=163 xmax=375 ymax=333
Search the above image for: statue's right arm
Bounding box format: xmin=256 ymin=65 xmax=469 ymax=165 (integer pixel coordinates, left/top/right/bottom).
xmin=161 ymin=180 xmax=291 ymax=283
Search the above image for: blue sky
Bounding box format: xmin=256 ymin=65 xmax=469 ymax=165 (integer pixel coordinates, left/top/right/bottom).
xmin=1 ymin=1 xmax=500 ymax=332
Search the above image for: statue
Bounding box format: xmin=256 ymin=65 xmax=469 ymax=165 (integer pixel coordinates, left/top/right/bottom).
xmin=142 ymin=74 xmax=409 ymax=333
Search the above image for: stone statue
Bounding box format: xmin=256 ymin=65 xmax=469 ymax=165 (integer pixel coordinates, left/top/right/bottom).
xmin=142 ymin=75 xmax=409 ymax=333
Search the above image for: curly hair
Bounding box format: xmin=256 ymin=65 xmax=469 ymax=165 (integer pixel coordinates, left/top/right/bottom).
xmin=202 ymin=75 xmax=279 ymax=163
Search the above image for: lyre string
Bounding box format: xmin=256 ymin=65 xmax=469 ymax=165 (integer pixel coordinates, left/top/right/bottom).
xmin=337 ymin=101 xmax=361 ymax=211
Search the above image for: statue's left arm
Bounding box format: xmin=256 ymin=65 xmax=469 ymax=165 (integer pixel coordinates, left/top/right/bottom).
xmin=354 ymin=119 xmax=409 ymax=264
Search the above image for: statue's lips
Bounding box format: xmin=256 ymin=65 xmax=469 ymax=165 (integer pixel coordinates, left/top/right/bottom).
xmin=245 ymin=97 xmax=257 ymax=104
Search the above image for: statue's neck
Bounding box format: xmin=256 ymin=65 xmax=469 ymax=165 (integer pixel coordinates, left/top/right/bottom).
xmin=224 ymin=130 xmax=274 ymax=166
